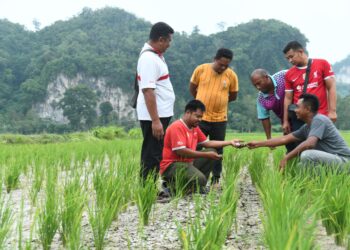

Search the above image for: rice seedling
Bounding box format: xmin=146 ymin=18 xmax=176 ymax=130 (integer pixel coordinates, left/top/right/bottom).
xmin=313 ymin=169 xmax=350 ymax=246
xmin=29 ymin=163 xmax=45 ymax=205
xmin=135 ymin=173 xmax=158 ymax=227
xmin=0 ymin=180 xmax=13 ymax=248
xmin=37 ymin=166 xmax=60 ymax=250
xmin=88 ymin=161 xmax=124 ymax=250
xmin=4 ymin=162 xmax=21 ymax=192
xmin=178 ymin=182 xmax=239 ymax=250
xmin=257 ymin=168 xmax=320 ymax=250
xmin=60 ymin=171 xmax=87 ymax=249
xmin=17 ymin=193 xmax=25 ymax=250
xmin=177 ymin=157 xmax=240 ymax=250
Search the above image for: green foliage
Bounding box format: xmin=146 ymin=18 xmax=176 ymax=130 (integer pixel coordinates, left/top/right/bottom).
xmin=135 ymin=174 xmax=158 ymax=227
xmin=127 ymin=127 xmax=142 ymax=139
xmin=59 ymin=85 xmax=97 ymax=129
xmin=92 ymin=126 xmax=127 ymax=139
xmin=0 ymin=181 xmax=13 ymax=247
xmin=99 ymin=101 xmax=113 ymax=125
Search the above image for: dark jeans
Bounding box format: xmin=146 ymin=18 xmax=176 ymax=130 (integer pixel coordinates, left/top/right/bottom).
xmin=286 ymin=113 xmax=305 ymax=153
xmin=162 ymin=149 xmax=216 ymax=192
xmin=198 ymin=120 xmax=226 ymax=182
xmin=140 ymin=117 xmax=171 ymax=181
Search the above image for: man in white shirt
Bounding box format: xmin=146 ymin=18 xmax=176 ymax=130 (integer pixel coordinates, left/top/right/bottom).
xmin=136 ymin=22 xmax=175 ymax=181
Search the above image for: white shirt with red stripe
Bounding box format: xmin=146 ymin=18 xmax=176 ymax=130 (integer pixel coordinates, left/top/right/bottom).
xmin=136 ymin=43 xmax=175 ymax=120
xmin=160 ymin=119 xmax=208 ymax=174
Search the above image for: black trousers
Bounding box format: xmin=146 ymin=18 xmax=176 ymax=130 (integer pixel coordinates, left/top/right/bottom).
xmin=286 ymin=114 xmax=305 ymax=153
xmin=140 ymin=117 xmax=171 ymax=181
xmin=198 ymin=120 xmax=227 ymax=182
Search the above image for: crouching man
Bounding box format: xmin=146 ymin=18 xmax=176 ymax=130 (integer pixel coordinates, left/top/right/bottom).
xmin=160 ymin=100 xmax=243 ymax=193
xmin=247 ymin=94 xmax=350 ymax=171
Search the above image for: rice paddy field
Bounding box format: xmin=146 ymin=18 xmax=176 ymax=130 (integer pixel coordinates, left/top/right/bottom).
xmin=0 ymin=130 xmax=349 ymax=249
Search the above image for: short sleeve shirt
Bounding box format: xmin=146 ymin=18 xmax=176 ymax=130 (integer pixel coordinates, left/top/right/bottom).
xmin=285 ymin=59 xmax=335 ymax=115
xmin=160 ymin=119 xmax=208 ymax=174
xmin=256 ymin=70 xmax=287 ymax=121
xmin=136 ymin=43 xmax=175 ymax=120
xmin=292 ymin=114 xmax=350 ymax=157
xmin=191 ymin=64 xmax=239 ymax=122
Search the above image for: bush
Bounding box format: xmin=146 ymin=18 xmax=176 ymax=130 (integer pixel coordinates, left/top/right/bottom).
xmin=92 ymin=126 xmax=127 ymax=140
xmin=128 ymin=128 xmax=142 ymax=139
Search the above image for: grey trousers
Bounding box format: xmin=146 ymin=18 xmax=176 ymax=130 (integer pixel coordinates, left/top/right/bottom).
xmin=299 ymin=150 xmax=350 ymax=171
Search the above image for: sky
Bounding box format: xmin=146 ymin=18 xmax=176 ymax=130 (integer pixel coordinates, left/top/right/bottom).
xmin=1 ymin=0 xmax=349 ymax=64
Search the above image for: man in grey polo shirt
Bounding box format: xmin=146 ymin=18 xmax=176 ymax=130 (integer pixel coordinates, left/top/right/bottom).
xmin=247 ymin=94 xmax=350 ymax=171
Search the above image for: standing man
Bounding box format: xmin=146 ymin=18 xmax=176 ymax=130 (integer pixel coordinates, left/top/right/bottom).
xmin=248 ymin=94 xmax=350 ymax=171
xmin=136 ymin=22 xmax=175 ymax=181
xmin=282 ymin=41 xmax=337 ymax=138
xmin=189 ymin=48 xmax=239 ymax=186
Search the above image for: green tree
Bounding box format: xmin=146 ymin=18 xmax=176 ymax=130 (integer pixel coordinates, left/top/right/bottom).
xmin=59 ymin=85 xmax=97 ymax=130
xmin=99 ymin=101 xmax=113 ymax=125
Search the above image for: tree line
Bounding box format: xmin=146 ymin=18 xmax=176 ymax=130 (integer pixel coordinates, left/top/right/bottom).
xmin=0 ymin=7 xmax=349 ymax=133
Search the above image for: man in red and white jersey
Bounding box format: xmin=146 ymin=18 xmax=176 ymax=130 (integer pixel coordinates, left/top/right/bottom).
xmin=160 ymin=100 xmax=243 ymax=193
xmin=282 ymin=41 xmax=337 ymax=149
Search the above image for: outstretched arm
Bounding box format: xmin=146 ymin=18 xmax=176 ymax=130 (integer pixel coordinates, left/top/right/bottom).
xmin=247 ymin=133 xmax=298 ymax=149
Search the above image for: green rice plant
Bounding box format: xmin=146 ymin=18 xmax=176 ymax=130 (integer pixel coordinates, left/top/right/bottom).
xmin=60 ymin=171 xmax=86 ymax=249
xmin=248 ymin=148 xmax=269 ymax=187
xmin=177 ymin=172 xmax=239 ymax=249
xmin=0 ymin=180 xmax=13 ymax=248
xmin=314 ymin=170 xmax=350 ymax=246
xmin=257 ymin=168 xmax=320 ymax=250
xmin=4 ymin=162 xmax=21 ymax=192
xmin=135 ymin=173 xmax=158 ymax=227
xmin=222 ymin=148 xmax=243 ymax=188
xmin=29 ymin=163 xmax=45 ymax=205
xmin=88 ymin=162 xmax=124 ymax=250
xmin=18 ymin=194 xmax=25 ymax=250
xmin=37 ymin=166 xmax=59 ymax=250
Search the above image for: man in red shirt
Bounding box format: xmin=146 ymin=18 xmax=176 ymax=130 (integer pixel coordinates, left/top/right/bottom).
xmin=160 ymin=100 xmax=243 ymax=193
xmin=282 ymin=41 xmax=337 ymax=146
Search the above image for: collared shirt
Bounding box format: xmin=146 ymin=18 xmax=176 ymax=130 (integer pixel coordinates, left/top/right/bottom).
xmin=136 ymin=43 xmax=175 ymax=120
xmin=256 ymin=70 xmax=287 ymax=121
xmin=160 ymin=119 xmax=208 ymax=174
xmin=190 ymin=63 xmax=239 ymax=122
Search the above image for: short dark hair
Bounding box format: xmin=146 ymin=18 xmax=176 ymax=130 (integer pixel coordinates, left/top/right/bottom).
xmin=149 ymin=22 xmax=174 ymax=41
xmin=185 ymin=100 xmax=206 ymax=113
xmin=299 ymin=94 xmax=319 ymax=113
xmin=214 ymin=48 xmax=233 ymax=60
xmin=283 ymin=41 xmax=304 ymax=54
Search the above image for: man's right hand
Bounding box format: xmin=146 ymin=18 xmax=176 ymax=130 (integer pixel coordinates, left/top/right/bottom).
xmin=282 ymin=121 xmax=291 ymax=134
xmin=152 ymin=120 xmax=164 ymax=140
xmin=205 ymin=151 xmax=222 ymax=160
